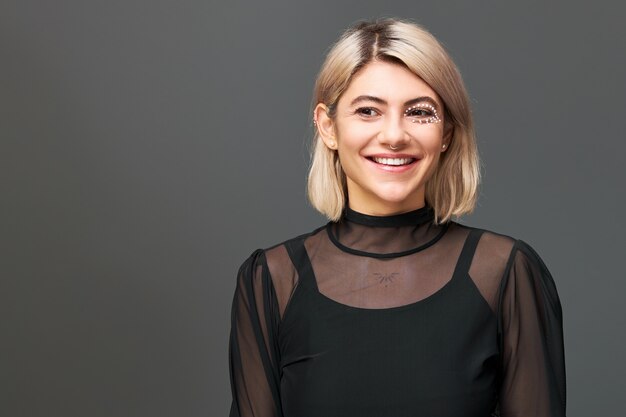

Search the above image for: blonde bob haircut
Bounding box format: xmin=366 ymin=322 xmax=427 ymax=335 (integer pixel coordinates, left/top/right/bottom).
xmin=307 ymin=18 xmax=480 ymax=225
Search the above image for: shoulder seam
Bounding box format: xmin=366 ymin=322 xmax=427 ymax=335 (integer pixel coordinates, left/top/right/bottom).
xmin=240 ymin=248 xmax=265 ymax=267
xmin=466 ymin=225 xmax=517 ymax=242
xmin=263 ymin=224 xmax=328 ymax=251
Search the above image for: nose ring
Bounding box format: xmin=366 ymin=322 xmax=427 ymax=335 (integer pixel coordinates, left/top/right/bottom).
xmin=389 ymin=144 xmax=398 ymax=150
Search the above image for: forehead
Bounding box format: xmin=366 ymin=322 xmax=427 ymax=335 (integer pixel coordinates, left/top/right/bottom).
xmin=339 ymin=60 xmax=442 ymax=107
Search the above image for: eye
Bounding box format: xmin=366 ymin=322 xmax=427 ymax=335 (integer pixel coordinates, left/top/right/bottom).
xmin=406 ymin=108 xmax=433 ymax=117
xmin=404 ymin=104 xmax=442 ymax=124
xmin=355 ymin=107 xmax=380 ymax=118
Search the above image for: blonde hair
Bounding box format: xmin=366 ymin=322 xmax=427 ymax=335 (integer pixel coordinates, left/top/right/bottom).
xmin=307 ymin=18 xmax=481 ymax=224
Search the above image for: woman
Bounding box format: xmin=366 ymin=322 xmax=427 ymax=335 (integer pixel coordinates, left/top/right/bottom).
xmin=228 ymin=18 xmax=566 ymax=417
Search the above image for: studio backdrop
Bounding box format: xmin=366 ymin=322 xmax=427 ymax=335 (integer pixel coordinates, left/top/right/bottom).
xmin=1 ymin=1 xmax=624 ymax=416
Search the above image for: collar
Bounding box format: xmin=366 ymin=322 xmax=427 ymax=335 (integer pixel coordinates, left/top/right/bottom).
xmin=343 ymin=204 xmax=435 ymax=228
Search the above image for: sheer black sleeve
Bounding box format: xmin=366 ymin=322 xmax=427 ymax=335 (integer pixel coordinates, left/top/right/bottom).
xmin=497 ymin=239 xmax=567 ymax=417
xmin=228 ymin=249 xmax=283 ymax=417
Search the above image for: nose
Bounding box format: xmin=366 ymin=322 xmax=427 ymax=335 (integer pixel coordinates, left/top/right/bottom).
xmin=378 ymin=112 xmax=410 ymax=149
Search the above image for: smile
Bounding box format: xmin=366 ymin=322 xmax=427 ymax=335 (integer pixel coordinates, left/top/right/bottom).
xmin=369 ymin=157 xmax=416 ymax=166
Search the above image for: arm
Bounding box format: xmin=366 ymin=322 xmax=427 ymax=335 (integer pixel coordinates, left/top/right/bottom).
xmin=497 ymin=239 xmax=567 ymax=417
xmin=228 ymin=249 xmax=283 ymax=417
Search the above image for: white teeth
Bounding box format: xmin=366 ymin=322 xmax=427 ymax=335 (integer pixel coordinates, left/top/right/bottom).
xmin=371 ymin=157 xmax=415 ymax=166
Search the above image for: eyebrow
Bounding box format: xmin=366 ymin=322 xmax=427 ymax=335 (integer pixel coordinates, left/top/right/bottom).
xmin=349 ymin=95 xmax=440 ymax=108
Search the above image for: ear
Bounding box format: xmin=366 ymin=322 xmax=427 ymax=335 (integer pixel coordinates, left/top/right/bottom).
xmin=314 ymin=103 xmax=337 ymax=150
xmin=441 ymin=121 xmax=454 ymax=152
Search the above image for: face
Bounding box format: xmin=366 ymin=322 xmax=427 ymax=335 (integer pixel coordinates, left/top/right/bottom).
xmin=315 ymin=60 xmax=452 ymax=216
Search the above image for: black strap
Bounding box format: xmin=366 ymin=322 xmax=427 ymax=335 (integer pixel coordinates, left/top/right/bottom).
xmin=284 ymin=237 xmax=318 ymax=290
xmin=285 ymin=229 xmax=484 ymax=290
xmin=452 ymin=228 xmax=485 ymax=279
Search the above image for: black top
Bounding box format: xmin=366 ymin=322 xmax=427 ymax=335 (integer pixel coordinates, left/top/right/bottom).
xmin=228 ymin=205 xmax=567 ymax=417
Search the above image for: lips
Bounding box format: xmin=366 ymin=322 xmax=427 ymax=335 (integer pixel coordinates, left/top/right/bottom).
xmin=369 ymin=156 xmax=415 ymax=166
xmin=365 ymin=153 xmax=420 ymax=172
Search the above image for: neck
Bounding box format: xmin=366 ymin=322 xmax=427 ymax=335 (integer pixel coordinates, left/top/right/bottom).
xmin=345 ymin=180 xmax=426 ymax=216
xmin=343 ymin=204 xmax=433 ymax=228
xmin=346 ymin=199 xmax=427 ymax=217
xmin=329 ymin=202 xmax=442 ymax=257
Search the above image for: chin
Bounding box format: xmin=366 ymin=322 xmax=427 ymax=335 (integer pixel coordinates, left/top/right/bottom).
xmin=375 ymin=190 xmax=418 ymax=205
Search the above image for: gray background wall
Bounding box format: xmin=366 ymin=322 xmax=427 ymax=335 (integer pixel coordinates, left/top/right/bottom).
xmin=2 ymin=1 xmax=624 ymax=416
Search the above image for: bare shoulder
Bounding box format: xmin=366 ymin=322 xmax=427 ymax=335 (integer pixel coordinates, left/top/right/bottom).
xmin=258 ymin=224 xmax=327 ymax=318
xmin=474 ymin=227 xmax=518 ymax=265
xmin=262 ymin=224 xmax=327 ymax=275
xmin=457 ymin=225 xmax=519 ymax=312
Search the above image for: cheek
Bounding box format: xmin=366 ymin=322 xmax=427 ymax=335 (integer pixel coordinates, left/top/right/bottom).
xmin=336 ymin=134 xmax=368 ymax=158
xmin=414 ymin=128 xmax=444 ymax=150
xmin=336 ymin=149 xmax=362 ymax=177
xmin=337 ymin=120 xmax=376 ymax=143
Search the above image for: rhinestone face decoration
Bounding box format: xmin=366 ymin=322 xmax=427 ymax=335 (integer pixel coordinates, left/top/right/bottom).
xmin=404 ymin=103 xmax=441 ymax=124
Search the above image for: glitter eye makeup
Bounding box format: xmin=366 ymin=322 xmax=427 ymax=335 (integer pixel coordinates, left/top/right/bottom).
xmin=404 ymin=103 xmax=442 ymax=124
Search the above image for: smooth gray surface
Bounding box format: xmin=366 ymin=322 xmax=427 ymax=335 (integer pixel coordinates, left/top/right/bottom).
xmin=1 ymin=1 xmax=624 ymax=416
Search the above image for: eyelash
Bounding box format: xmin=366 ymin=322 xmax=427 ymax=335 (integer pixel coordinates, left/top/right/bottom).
xmin=405 ymin=104 xmax=441 ymax=124
xmin=355 ymin=107 xmax=380 ymax=117
xmin=354 ymin=105 xmax=441 ymax=123
xmin=405 ymin=107 xmax=434 ymax=117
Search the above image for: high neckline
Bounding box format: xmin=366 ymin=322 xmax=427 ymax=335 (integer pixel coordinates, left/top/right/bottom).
xmin=343 ymin=204 xmax=434 ymax=228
